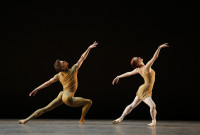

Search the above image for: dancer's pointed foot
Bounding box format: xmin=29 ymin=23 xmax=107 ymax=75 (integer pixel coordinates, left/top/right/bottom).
xmin=148 ymin=120 xmax=156 ymax=127
xmin=79 ymin=119 xmax=85 ymax=124
xmin=113 ymin=117 xmax=123 ymax=124
xmin=18 ymin=119 xmax=28 ymax=124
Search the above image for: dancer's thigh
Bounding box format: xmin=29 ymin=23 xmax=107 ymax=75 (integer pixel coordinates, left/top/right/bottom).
xmin=44 ymin=91 xmax=63 ymax=111
xmin=143 ymin=97 xmax=155 ymax=107
xmin=69 ymin=97 xmax=92 ymax=107
xmin=130 ymin=96 xmax=142 ymax=107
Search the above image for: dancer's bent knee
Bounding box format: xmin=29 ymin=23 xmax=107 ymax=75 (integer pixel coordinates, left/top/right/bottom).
xmin=150 ymin=104 xmax=156 ymax=110
xmin=87 ymin=100 xmax=92 ymax=105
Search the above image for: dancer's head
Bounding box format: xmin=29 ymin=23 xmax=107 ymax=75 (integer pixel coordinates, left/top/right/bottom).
xmin=54 ymin=59 xmax=69 ymax=72
xmin=130 ymin=57 xmax=144 ymax=68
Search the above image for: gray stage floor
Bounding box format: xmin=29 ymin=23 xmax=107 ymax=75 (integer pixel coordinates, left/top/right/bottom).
xmin=0 ymin=119 xmax=200 ymax=135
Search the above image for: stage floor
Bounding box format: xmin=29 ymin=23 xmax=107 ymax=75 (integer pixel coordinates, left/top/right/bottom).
xmin=0 ymin=119 xmax=200 ymax=135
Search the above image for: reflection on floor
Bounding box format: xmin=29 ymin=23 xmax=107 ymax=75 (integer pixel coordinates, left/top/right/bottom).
xmin=0 ymin=119 xmax=200 ymax=135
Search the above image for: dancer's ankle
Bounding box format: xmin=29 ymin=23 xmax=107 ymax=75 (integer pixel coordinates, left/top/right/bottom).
xmin=119 ymin=117 xmax=124 ymax=121
xmin=152 ymin=120 xmax=156 ymax=123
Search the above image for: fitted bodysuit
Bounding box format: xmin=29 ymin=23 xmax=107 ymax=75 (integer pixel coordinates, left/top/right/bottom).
xmin=23 ymin=64 xmax=91 ymax=122
xmin=54 ymin=64 xmax=78 ymax=93
xmin=136 ymin=69 xmax=155 ymax=100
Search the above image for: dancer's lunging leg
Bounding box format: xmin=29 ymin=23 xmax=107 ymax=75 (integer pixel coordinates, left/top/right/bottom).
xmin=63 ymin=95 xmax=92 ymax=124
xmin=18 ymin=91 xmax=63 ymax=124
xmin=72 ymin=97 xmax=93 ymax=124
xmin=113 ymin=96 xmax=142 ymax=124
xmin=143 ymin=97 xmax=157 ymax=126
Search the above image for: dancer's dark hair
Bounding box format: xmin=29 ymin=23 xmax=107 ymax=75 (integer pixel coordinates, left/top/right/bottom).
xmin=54 ymin=59 xmax=63 ymax=72
xmin=130 ymin=57 xmax=139 ymax=68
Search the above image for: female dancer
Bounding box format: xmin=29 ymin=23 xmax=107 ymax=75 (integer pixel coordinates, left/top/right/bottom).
xmin=19 ymin=41 xmax=98 ymax=124
xmin=112 ymin=43 xmax=169 ymax=126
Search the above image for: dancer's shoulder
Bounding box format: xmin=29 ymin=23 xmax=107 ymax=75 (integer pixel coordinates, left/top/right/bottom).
xmin=54 ymin=73 xmax=60 ymax=80
xmin=72 ymin=64 xmax=78 ymax=70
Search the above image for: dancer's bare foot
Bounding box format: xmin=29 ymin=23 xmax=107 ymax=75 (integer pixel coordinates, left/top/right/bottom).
xmin=18 ymin=119 xmax=28 ymax=124
xmin=79 ymin=119 xmax=85 ymax=124
xmin=113 ymin=117 xmax=123 ymax=124
xmin=148 ymin=120 xmax=156 ymax=127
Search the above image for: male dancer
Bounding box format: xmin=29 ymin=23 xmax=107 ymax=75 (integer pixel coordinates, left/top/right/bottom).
xmin=19 ymin=41 xmax=98 ymax=124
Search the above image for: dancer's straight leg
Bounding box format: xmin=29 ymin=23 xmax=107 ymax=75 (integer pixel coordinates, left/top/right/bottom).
xmin=19 ymin=91 xmax=63 ymax=124
xmin=143 ymin=97 xmax=157 ymax=126
xmin=113 ymin=96 xmax=142 ymax=124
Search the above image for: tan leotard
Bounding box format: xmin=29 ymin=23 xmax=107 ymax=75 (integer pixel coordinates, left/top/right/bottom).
xmin=21 ymin=64 xmax=92 ymax=124
xmin=136 ymin=69 xmax=155 ymax=100
xmin=54 ymin=64 xmax=78 ymax=93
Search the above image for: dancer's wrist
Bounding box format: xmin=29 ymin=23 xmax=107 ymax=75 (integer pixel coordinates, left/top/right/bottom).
xmin=34 ymin=89 xmax=38 ymax=92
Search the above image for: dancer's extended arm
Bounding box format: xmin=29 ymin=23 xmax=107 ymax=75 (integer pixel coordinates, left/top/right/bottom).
xmin=29 ymin=76 xmax=58 ymax=96
xmin=75 ymin=41 xmax=98 ymax=69
xmin=112 ymin=69 xmax=139 ymax=85
xmin=145 ymin=43 xmax=169 ymax=69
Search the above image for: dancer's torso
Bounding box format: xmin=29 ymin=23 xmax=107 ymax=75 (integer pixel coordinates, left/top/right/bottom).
xmin=138 ymin=67 xmax=155 ymax=86
xmin=55 ymin=64 xmax=78 ymax=93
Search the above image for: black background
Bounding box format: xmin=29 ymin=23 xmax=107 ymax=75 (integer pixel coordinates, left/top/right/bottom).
xmin=0 ymin=1 xmax=199 ymax=120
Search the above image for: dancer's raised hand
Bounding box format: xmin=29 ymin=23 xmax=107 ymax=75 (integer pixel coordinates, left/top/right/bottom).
xmin=112 ymin=77 xmax=119 ymax=85
xmin=29 ymin=90 xmax=37 ymax=96
xmin=89 ymin=41 xmax=98 ymax=49
xmin=159 ymin=43 xmax=169 ymax=49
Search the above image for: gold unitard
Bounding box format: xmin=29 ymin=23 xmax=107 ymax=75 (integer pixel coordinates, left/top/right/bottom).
xmin=24 ymin=64 xmax=92 ymax=122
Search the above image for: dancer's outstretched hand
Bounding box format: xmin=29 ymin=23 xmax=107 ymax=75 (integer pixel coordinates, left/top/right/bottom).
xmin=29 ymin=90 xmax=37 ymax=96
xmin=89 ymin=41 xmax=98 ymax=49
xmin=159 ymin=43 xmax=169 ymax=48
xmin=112 ymin=77 xmax=119 ymax=85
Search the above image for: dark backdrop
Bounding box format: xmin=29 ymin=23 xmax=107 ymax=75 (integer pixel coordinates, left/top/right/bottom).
xmin=0 ymin=1 xmax=199 ymax=120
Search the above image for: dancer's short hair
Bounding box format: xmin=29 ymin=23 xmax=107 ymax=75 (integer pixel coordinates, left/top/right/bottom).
xmin=130 ymin=57 xmax=138 ymax=68
xmin=54 ymin=59 xmax=63 ymax=72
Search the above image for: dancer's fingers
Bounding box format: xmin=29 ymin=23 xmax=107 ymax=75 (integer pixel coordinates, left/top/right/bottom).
xmin=112 ymin=79 xmax=116 ymax=85
xmin=112 ymin=80 xmax=115 ymax=85
xmin=29 ymin=92 xmax=33 ymax=96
